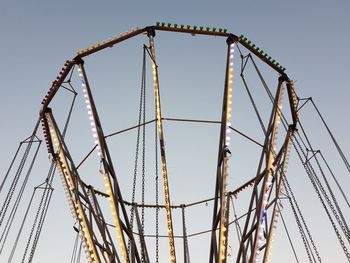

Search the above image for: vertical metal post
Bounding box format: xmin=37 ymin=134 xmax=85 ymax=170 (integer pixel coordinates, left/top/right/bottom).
xmin=45 ymin=109 xmax=101 ymax=263
xmin=209 ymin=36 xmax=235 ymax=263
xmin=76 ymin=59 xmax=141 ymax=263
xmin=262 ymin=128 xmax=293 ymax=262
xmin=134 ymin=205 xmax=150 ymax=263
xmin=250 ymin=77 xmax=284 ymax=263
xmin=147 ymin=27 xmax=177 ymax=263
xmin=235 ymin=76 xmax=289 ymax=263
xmin=181 ymin=205 xmax=190 ymax=263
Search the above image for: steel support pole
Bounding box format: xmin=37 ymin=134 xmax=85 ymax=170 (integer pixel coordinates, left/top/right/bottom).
xmin=147 ymin=27 xmax=177 ymax=263
xmin=209 ymin=36 xmax=235 ymax=263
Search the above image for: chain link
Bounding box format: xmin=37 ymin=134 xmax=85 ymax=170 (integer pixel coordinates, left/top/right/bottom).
xmin=284 ymin=177 xmax=317 ymax=263
xmin=140 ymin=44 xmax=147 ymax=263
xmin=128 ymin=46 xmax=147 ymax=255
xmin=0 ymin=140 xmax=33 ymax=226
xmin=293 ymin=136 xmax=350 ymax=261
xmin=308 ymin=151 xmax=350 ymax=243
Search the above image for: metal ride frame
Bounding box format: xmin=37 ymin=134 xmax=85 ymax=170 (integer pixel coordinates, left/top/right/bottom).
xmin=39 ymin=23 xmax=298 ymax=263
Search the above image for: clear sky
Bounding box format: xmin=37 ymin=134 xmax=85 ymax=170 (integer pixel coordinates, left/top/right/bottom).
xmin=0 ymin=1 xmax=349 ymax=262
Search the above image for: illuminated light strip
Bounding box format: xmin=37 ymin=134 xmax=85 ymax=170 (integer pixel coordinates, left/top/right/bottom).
xmin=238 ymin=35 xmax=285 ymax=72
xmin=263 ymin=132 xmax=293 ymax=263
xmin=46 ymin=113 xmax=99 ymax=262
xmin=155 ymin=21 xmax=227 ymax=33
xmin=77 ymin=65 xmax=129 ymax=263
xmin=103 ymin=173 xmax=128 ymax=263
xmin=149 ymin=34 xmax=176 ymax=263
xmin=46 ymin=114 xmax=75 ymax=192
xmin=77 ymin=27 xmax=140 ymax=56
xmin=289 ymin=80 xmax=298 ymax=117
xmin=45 ymin=113 xmax=76 ymax=218
xmin=254 ymin=83 xmax=284 ymax=263
xmin=87 ymin=189 xmax=98 ymax=216
xmin=289 ymin=80 xmax=297 ymax=105
xmin=77 ymin=67 xmax=102 ymax=157
xmin=40 ymin=117 xmax=53 ymax=154
xmin=41 ymin=60 xmax=71 ymax=105
xmin=75 ymin=201 xmax=100 ymax=263
xmin=218 ymin=42 xmax=235 ymax=263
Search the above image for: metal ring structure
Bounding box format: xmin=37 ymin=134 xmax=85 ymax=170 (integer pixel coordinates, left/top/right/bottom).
xmin=40 ymin=23 xmax=298 ymax=263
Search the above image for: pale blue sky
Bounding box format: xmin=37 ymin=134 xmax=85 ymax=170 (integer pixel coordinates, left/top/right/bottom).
xmin=0 ymin=1 xmax=349 ymax=262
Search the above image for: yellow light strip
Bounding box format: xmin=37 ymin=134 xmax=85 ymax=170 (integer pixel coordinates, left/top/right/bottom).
xmin=103 ymin=173 xmax=128 ymax=263
xmin=149 ymin=34 xmax=176 ymax=263
xmin=289 ymin=80 xmax=297 ymax=109
xmin=77 ymin=64 xmax=129 ymax=263
xmin=263 ymin=130 xmax=292 ymax=263
xmin=46 ymin=113 xmax=76 ymax=218
xmin=289 ymin=80 xmax=299 ymax=121
xmin=46 ymin=114 xmax=75 ymax=192
xmin=77 ymin=27 xmax=140 ymax=56
xmin=218 ymin=42 xmax=235 ymax=263
xmin=254 ymin=81 xmax=284 ymax=262
xmin=75 ymin=201 xmax=101 ymax=263
xmin=46 ymin=113 xmax=99 ymax=263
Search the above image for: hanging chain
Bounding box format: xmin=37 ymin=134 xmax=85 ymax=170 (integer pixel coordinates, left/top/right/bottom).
xmin=298 ymin=121 xmax=350 ymax=241
xmin=0 ymin=139 xmax=33 ymax=226
xmin=296 ymin=132 xmax=350 ymax=244
xmin=140 ymin=44 xmax=147 ymax=263
xmin=293 ymin=136 xmax=350 ymax=261
xmin=283 ymin=177 xmax=317 ymax=263
xmin=21 ymin=186 xmax=48 ymax=263
xmin=128 ymin=46 xmax=147 ymax=254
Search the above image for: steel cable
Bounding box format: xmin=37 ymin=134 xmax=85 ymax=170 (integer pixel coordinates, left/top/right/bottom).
xmin=70 ymin=230 xmax=80 ymax=263
xmin=246 ymin=49 xmax=332 ymax=261
xmin=0 ymin=119 xmax=40 ymax=227
xmin=319 ymin=152 xmax=350 ymax=208
xmin=0 ymin=141 xmax=41 ymax=254
xmin=310 ymin=99 xmax=350 ymax=175
xmin=141 ymin=45 xmax=147 ymax=262
xmin=292 ymin=134 xmax=350 ymax=261
xmin=279 ymin=208 xmax=300 ymax=263
xmin=0 ymin=143 xmax=22 ymax=195
xmin=128 ymin=46 xmax=147 ymax=255
xmin=284 ymin=177 xmax=319 ymax=262
xmin=298 ymin=121 xmax=350 ymax=241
